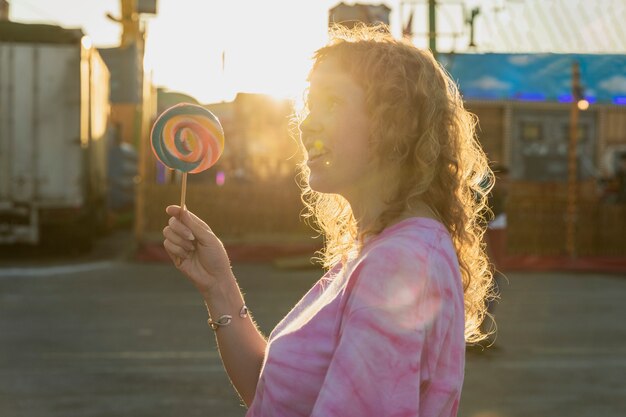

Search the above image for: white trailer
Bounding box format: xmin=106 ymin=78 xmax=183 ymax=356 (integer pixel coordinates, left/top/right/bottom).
xmin=0 ymin=22 xmax=110 ymax=247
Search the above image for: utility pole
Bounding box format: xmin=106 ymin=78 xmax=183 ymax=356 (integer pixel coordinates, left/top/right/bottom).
xmin=466 ymin=7 xmax=480 ymax=49
xmin=0 ymin=0 xmax=9 ymax=21
xmin=120 ymin=0 xmax=140 ymax=48
xmin=566 ymin=61 xmax=581 ymax=258
xmin=106 ymin=0 xmax=142 ymax=48
xmin=428 ymin=0 xmax=437 ymax=57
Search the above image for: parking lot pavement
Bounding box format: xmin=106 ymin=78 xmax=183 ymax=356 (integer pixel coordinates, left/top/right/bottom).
xmin=0 ymin=229 xmax=137 ymax=268
xmin=460 ymin=271 xmax=626 ymax=417
xmin=1 ymin=240 xmax=625 ymax=416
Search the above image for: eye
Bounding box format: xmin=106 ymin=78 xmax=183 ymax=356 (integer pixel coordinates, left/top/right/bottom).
xmin=326 ymin=96 xmax=341 ymax=111
xmin=305 ymin=96 xmax=319 ymax=112
xmin=306 ymin=93 xmax=340 ymax=113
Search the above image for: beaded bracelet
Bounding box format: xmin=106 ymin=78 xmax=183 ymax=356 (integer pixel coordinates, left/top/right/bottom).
xmin=208 ymin=304 xmax=248 ymax=331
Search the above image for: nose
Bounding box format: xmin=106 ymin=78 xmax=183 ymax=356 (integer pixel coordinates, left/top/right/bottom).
xmin=299 ymin=113 xmax=322 ymax=146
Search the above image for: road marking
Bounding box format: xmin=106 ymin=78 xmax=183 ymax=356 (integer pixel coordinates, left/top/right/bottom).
xmin=529 ymin=346 xmax=626 ymax=355
xmin=2 ymin=364 xmax=227 ymax=374
xmin=0 ymin=261 xmax=117 ymax=278
xmin=34 ymin=351 xmax=221 ymax=360
xmin=473 ymin=357 xmax=626 ymax=369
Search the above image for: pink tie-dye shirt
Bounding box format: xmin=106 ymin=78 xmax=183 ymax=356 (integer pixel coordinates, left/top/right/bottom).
xmin=246 ymin=217 xmax=466 ymax=417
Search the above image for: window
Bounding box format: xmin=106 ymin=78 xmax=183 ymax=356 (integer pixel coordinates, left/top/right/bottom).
xmin=522 ymin=122 xmax=542 ymax=141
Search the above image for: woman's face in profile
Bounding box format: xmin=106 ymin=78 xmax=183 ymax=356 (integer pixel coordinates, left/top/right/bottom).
xmin=299 ymin=58 xmax=374 ymax=198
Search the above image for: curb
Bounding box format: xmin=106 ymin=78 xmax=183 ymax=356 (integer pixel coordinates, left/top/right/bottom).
xmin=135 ymin=242 xmax=322 ymax=265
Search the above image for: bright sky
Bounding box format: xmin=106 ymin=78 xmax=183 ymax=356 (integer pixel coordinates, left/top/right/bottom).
xmin=9 ymin=0 xmax=625 ymax=104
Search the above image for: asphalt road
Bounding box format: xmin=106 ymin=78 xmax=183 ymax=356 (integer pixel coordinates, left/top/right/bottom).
xmin=1 ymin=231 xmax=625 ymax=417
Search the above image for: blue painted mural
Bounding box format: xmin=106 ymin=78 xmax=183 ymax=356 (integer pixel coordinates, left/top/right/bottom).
xmin=439 ymin=53 xmax=626 ymax=105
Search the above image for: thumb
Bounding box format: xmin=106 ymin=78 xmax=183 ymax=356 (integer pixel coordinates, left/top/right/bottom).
xmin=166 ymin=205 xmax=208 ymax=229
xmin=165 ymin=205 xmax=184 ymax=218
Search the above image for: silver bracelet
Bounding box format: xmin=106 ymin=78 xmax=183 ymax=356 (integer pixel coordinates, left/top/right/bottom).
xmin=207 ymin=304 xmax=248 ymax=331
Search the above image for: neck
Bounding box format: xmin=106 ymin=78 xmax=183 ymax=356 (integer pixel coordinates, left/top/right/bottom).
xmin=341 ymin=164 xmax=439 ymax=238
xmin=350 ymin=197 xmax=387 ymax=237
xmin=346 ymin=190 xmax=439 ymax=239
xmin=341 ymin=167 xmax=392 ymax=237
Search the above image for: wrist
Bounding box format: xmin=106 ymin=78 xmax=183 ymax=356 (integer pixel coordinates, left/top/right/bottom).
xmin=196 ymin=269 xmax=236 ymax=301
xmin=201 ymin=273 xmax=242 ymax=312
xmin=207 ymin=304 xmax=249 ymax=331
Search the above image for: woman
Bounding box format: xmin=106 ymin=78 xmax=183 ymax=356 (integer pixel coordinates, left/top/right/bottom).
xmin=163 ymin=24 xmax=494 ymax=417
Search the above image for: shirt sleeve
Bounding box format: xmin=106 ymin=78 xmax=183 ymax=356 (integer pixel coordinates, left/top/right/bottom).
xmin=309 ymin=244 xmax=445 ymax=417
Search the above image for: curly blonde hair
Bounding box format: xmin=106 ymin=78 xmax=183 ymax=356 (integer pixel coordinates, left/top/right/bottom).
xmin=297 ymin=24 xmax=495 ymax=343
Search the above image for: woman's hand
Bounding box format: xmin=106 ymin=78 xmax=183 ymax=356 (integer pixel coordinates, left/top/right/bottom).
xmin=163 ymin=205 xmax=233 ymax=297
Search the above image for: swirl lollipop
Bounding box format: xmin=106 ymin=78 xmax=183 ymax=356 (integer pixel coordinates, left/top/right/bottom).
xmin=151 ymin=103 xmax=224 ymax=208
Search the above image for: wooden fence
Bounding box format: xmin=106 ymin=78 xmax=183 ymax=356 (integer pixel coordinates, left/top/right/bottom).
xmin=136 ymin=179 xmax=626 ymax=257
xmin=136 ymin=178 xmax=314 ymax=244
xmin=507 ymin=181 xmax=626 ymax=256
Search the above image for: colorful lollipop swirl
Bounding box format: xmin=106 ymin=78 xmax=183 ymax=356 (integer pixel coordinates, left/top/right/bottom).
xmin=151 ymin=103 xmax=224 ymax=173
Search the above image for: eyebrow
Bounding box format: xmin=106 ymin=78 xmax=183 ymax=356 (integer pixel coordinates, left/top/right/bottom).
xmin=307 ymin=70 xmax=364 ymax=103
xmin=310 ymin=80 xmax=359 ymax=100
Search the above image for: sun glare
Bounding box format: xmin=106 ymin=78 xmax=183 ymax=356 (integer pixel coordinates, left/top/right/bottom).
xmin=144 ymin=0 xmax=331 ymax=104
xmin=10 ymin=0 xmax=386 ymax=105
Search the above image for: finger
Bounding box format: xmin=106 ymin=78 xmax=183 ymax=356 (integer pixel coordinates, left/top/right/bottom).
xmin=180 ymin=208 xmax=211 ymax=231
xmin=165 ymin=246 xmax=183 ymax=268
xmin=166 ymin=205 xmax=183 ymax=217
xmin=163 ymin=225 xmax=195 ymax=251
xmin=178 ymin=211 xmax=217 ymax=246
xmin=166 ymin=206 xmax=212 ymax=235
xmin=163 ymin=244 xmax=182 ymax=266
xmin=167 ymin=217 xmax=195 ymax=241
xmin=164 ymin=239 xmax=191 ymax=262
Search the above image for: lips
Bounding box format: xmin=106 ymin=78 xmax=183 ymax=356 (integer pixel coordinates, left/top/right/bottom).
xmin=307 ymin=147 xmax=329 ymax=162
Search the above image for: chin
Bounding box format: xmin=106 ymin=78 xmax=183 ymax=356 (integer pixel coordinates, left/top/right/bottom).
xmin=307 ymin=173 xmax=336 ymax=194
xmin=307 ymin=176 xmax=328 ymax=193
